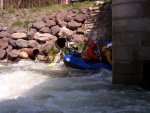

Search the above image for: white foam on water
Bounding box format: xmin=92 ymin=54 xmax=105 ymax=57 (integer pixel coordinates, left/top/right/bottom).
xmin=0 ymin=70 xmax=48 ymax=100
xmin=0 ymin=61 xmax=150 ymax=113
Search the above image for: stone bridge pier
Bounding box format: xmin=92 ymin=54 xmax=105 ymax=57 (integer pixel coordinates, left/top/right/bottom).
xmin=112 ymin=0 xmax=150 ymax=89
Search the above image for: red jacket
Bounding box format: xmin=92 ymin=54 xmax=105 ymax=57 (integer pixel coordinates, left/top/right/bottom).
xmin=83 ymin=47 xmax=99 ymax=61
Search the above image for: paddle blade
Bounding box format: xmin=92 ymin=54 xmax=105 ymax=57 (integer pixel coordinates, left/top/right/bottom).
xmin=49 ymin=49 xmax=63 ymax=67
xmin=49 ymin=62 xmax=56 ymax=66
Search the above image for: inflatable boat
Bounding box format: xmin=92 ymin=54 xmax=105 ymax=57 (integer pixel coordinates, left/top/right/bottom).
xmin=64 ymin=54 xmax=112 ymax=71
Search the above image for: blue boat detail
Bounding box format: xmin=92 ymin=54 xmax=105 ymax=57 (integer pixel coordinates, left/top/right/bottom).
xmin=64 ymin=54 xmax=112 ymax=70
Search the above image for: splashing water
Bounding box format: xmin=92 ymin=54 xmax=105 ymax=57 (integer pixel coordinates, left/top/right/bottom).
xmin=0 ymin=60 xmax=150 ymax=113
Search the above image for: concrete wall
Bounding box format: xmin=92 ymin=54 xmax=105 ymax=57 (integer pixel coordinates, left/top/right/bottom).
xmin=112 ymin=0 xmax=150 ymax=89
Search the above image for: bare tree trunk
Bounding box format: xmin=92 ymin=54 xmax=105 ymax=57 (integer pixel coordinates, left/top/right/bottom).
xmin=0 ymin=0 xmax=3 ymax=10
xmin=39 ymin=0 xmax=40 ymax=7
xmin=18 ymin=0 xmax=22 ymax=8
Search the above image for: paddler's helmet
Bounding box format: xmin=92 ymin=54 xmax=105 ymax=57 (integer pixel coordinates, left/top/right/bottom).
xmin=107 ymin=43 xmax=112 ymax=48
xmin=105 ymin=41 xmax=110 ymax=46
xmin=88 ymin=41 xmax=95 ymax=46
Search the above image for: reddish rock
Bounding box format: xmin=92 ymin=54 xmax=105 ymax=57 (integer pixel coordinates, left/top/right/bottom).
xmin=8 ymin=49 xmax=20 ymax=58
xmin=39 ymin=27 xmax=51 ymax=33
xmin=68 ymin=10 xmax=78 ymax=17
xmin=28 ymin=40 xmax=39 ymax=48
xmin=27 ymin=28 xmax=37 ymax=40
xmin=49 ymin=14 xmax=56 ymax=21
xmin=74 ymin=14 xmax=87 ymax=23
xmin=41 ymin=40 xmax=55 ymax=54
xmin=80 ymin=8 xmax=88 ymax=14
xmin=0 ymin=38 xmax=9 ymax=49
xmin=6 ymin=45 xmax=13 ymax=54
xmin=51 ymin=25 xmax=60 ymax=36
xmin=0 ymin=31 xmax=10 ymax=38
xmin=42 ymin=16 xmax=50 ymax=22
xmin=72 ymin=34 xmax=85 ymax=44
xmin=8 ymin=38 xmax=16 ymax=48
xmin=0 ymin=47 xmax=6 ymax=59
xmin=58 ymin=21 xmax=68 ymax=27
xmin=56 ymin=10 xmax=68 ymax=22
xmin=67 ymin=20 xmax=82 ymax=30
xmin=64 ymin=15 xmax=72 ymax=22
xmin=45 ymin=20 xmax=56 ymax=27
xmin=33 ymin=21 xmax=46 ymax=30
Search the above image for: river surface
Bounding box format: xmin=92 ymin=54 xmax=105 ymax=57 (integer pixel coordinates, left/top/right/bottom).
xmin=0 ymin=60 xmax=150 ymax=113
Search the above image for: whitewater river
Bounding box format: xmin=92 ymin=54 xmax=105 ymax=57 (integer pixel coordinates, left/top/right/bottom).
xmin=0 ymin=60 xmax=150 ymax=113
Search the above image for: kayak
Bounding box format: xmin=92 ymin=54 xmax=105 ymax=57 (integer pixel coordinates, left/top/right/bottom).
xmin=64 ymin=54 xmax=112 ymax=70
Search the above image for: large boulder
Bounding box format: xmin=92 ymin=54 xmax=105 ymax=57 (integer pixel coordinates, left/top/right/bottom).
xmin=0 ymin=47 xmax=6 ymax=59
xmin=0 ymin=38 xmax=9 ymax=49
xmin=27 ymin=40 xmax=39 ymax=48
xmin=45 ymin=20 xmax=56 ymax=27
xmin=8 ymin=49 xmax=20 ymax=58
xmin=32 ymin=21 xmax=46 ymax=30
xmin=58 ymin=26 xmax=74 ymax=37
xmin=51 ymin=25 xmax=60 ymax=36
xmin=11 ymin=33 xmax=27 ymax=39
xmin=16 ymin=39 xmax=28 ymax=48
xmin=67 ymin=20 xmax=82 ymax=30
xmin=33 ymin=32 xmax=57 ymax=42
xmin=74 ymin=14 xmax=87 ymax=23
xmin=0 ymin=31 xmax=10 ymax=38
xmin=39 ymin=27 xmax=51 ymax=33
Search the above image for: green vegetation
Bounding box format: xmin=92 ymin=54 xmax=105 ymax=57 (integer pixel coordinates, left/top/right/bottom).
xmin=6 ymin=9 xmax=16 ymax=14
xmin=47 ymin=51 xmax=54 ymax=56
xmin=76 ymin=43 xmax=84 ymax=51
xmin=29 ymin=8 xmax=42 ymax=13
xmin=11 ymin=20 xmax=23 ymax=27
xmin=11 ymin=20 xmax=30 ymax=28
xmin=28 ymin=1 xmax=96 ymax=16
xmin=28 ymin=0 xmax=110 ymax=16
xmin=23 ymin=21 xmax=30 ymax=28
xmin=0 ymin=0 xmax=110 ymax=29
xmin=47 ymin=49 xmax=60 ymax=56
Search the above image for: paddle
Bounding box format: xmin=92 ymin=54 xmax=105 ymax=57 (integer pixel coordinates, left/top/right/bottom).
xmin=96 ymin=39 xmax=104 ymax=70
xmin=49 ymin=49 xmax=63 ymax=66
xmin=96 ymin=42 xmax=103 ymax=61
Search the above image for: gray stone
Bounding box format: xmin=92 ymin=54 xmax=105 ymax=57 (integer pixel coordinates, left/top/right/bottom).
xmin=16 ymin=39 xmax=28 ymax=48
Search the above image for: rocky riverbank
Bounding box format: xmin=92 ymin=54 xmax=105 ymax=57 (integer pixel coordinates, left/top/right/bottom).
xmin=0 ymin=1 xmax=111 ymax=63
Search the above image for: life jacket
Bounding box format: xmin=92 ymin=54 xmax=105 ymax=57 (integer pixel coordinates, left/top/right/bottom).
xmin=103 ymin=48 xmax=112 ymax=64
xmin=101 ymin=46 xmax=107 ymax=58
xmin=101 ymin=46 xmax=110 ymax=61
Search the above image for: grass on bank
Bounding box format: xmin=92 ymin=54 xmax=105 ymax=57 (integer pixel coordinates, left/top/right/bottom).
xmin=28 ymin=0 xmax=110 ymax=15
xmin=0 ymin=0 xmax=110 ymax=28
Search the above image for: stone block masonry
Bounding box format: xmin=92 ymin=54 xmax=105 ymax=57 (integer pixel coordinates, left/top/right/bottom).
xmin=112 ymin=0 xmax=150 ymax=90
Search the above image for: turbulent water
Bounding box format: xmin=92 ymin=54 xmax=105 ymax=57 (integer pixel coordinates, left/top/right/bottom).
xmin=0 ymin=60 xmax=150 ymax=113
